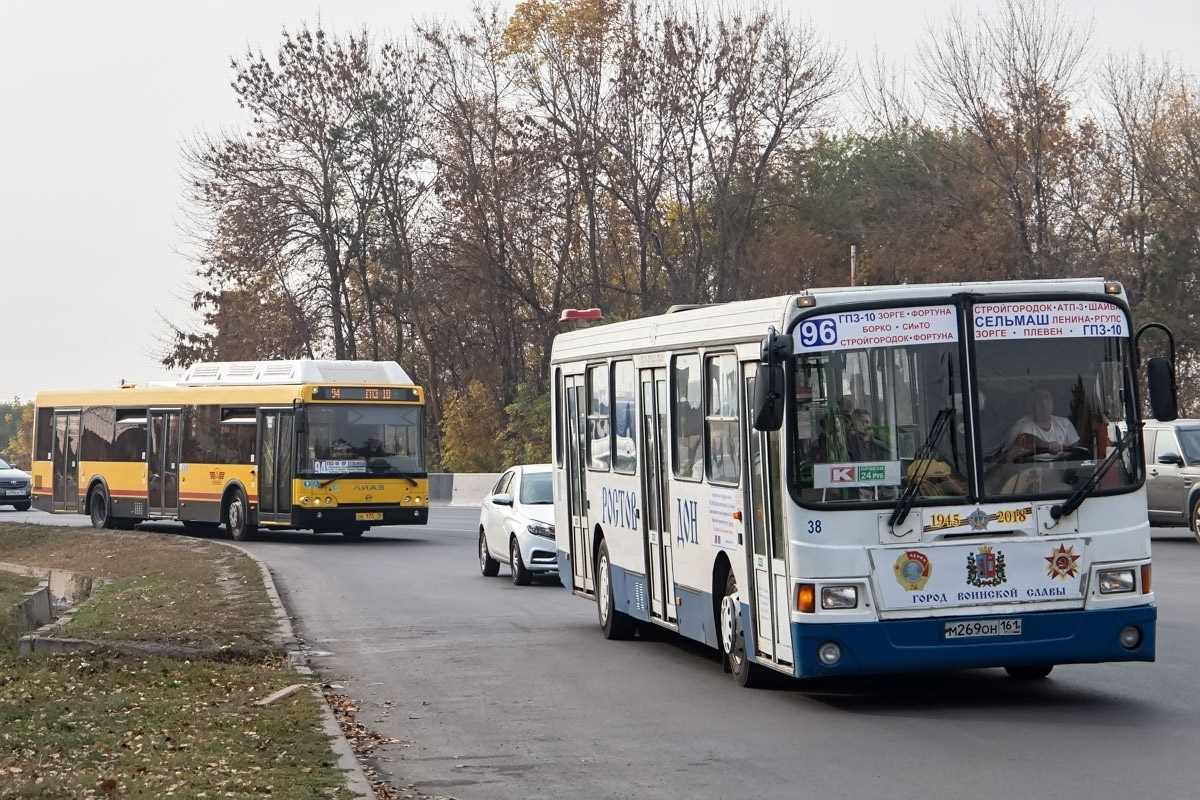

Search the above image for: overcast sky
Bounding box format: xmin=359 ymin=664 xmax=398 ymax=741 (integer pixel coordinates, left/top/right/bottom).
xmin=3 ymin=0 xmax=1197 ymax=402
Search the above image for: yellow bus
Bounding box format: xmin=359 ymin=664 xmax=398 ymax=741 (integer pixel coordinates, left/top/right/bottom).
xmin=31 ymin=360 xmax=428 ymax=540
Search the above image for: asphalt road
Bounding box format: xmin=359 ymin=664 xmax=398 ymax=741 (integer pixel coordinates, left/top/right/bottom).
xmin=6 ymin=506 xmax=1199 ymax=799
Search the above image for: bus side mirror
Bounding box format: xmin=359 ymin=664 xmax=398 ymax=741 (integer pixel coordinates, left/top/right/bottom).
xmin=1146 ymin=357 xmax=1177 ymax=422
xmin=753 ymin=363 xmax=784 ymax=432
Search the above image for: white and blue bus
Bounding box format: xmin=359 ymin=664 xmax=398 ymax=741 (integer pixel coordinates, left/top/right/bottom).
xmin=550 ymin=279 xmax=1177 ymax=685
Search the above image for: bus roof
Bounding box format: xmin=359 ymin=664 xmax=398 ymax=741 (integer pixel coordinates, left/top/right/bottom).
xmin=550 ymin=277 xmax=1123 ymax=363
xmin=33 ymin=359 xmax=419 ymax=408
xmin=169 ymin=359 xmax=413 ymax=386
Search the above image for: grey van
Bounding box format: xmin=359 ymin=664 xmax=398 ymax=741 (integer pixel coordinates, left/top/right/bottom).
xmin=1144 ymin=419 xmax=1200 ymax=542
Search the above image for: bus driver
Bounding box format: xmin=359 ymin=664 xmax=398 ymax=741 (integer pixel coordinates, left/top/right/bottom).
xmin=1008 ymin=386 xmax=1081 ymax=460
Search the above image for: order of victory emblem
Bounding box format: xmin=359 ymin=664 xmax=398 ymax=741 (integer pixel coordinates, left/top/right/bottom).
xmin=966 ymin=545 xmax=1007 ymax=587
xmin=1045 ymin=544 xmax=1081 ymax=580
xmin=893 ymin=550 xmax=932 ymax=591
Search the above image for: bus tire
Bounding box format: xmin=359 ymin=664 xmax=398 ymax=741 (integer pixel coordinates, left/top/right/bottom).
xmin=89 ymin=488 xmax=112 ymax=529
xmin=597 ymin=539 xmax=636 ymax=640
xmin=510 ymin=537 xmax=533 ymax=585
xmin=479 ymin=530 xmax=500 ymax=577
xmin=721 ymin=571 xmax=767 ymax=688
xmin=226 ymin=490 xmax=255 ymax=542
xmin=1005 ymin=664 xmax=1053 ymax=679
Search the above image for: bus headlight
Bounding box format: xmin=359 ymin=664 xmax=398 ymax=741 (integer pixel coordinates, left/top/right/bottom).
xmin=821 ymin=585 xmax=859 ymax=610
xmin=1098 ymin=568 xmax=1135 ymax=594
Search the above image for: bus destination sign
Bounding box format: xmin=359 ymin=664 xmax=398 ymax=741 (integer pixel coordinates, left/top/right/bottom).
xmin=311 ymin=386 xmax=418 ymax=402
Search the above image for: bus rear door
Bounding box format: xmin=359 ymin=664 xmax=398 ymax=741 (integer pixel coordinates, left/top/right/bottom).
xmin=52 ymin=411 xmax=80 ymax=512
xmin=562 ymin=373 xmax=593 ymax=594
xmin=148 ymin=410 xmax=180 ymax=518
xmin=640 ymin=367 xmax=677 ymax=625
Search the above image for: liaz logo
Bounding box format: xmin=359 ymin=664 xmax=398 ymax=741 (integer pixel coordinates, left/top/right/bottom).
xmin=209 ymin=470 xmax=226 ymax=482
xmin=353 ymin=484 xmax=385 ymax=491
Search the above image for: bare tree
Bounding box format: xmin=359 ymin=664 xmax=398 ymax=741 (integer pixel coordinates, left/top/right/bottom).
xmin=916 ymin=0 xmax=1093 ymax=278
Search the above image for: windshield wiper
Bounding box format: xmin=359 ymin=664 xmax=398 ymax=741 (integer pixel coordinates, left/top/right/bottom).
xmin=1048 ymin=432 xmax=1131 ymax=526
xmin=369 ymin=464 xmax=419 ymax=486
xmin=889 ymin=407 xmax=955 ymax=530
xmin=318 ymin=472 xmax=357 ymax=488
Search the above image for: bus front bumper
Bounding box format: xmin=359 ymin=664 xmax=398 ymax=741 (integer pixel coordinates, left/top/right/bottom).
xmin=787 ymin=605 xmax=1156 ymax=679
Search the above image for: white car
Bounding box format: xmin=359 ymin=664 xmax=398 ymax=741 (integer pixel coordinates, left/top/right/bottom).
xmin=478 ymin=464 xmax=558 ymax=585
xmin=0 ymin=457 xmax=32 ymax=511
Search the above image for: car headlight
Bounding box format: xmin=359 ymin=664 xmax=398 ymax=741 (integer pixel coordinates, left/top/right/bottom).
xmin=821 ymin=585 xmax=859 ymax=610
xmin=1098 ymin=568 xmax=1136 ymax=594
xmin=527 ymin=522 xmax=555 ymax=539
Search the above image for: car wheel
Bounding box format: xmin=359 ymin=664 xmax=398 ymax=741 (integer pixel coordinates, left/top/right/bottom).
xmin=89 ymin=488 xmax=111 ymax=529
xmin=1190 ymin=497 xmax=1200 ymax=545
xmin=226 ymin=489 xmax=255 ymax=542
xmin=479 ymin=529 xmax=500 ymax=576
xmin=14 ymin=501 xmax=31 ymax=512
xmin=720 ymin=571 xmax=767 ymax=688
xmin=510 ymin=537 xmax=532 ymax=586
xmin=597 ymin=539 xmax=636 ymax=639
xmin=1005 ymin=664 xmax=1053 ymax=679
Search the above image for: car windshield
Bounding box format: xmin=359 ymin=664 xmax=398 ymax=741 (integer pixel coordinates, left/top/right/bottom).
xmin=0 ymin=458 xmax=10 ymax=470
xmin=1178 ymin=429 xmax=1200 ymax=464
xmin=519 ymin=471 xmax=553 ymax=504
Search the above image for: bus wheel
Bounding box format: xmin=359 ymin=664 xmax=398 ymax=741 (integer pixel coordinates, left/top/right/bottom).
xmin=341 ymin=527 xmax=365 ymax=540
xmin=479 ymin=530 xmax=500 ymax=577
xmin=510 ymin=537 xmax=532 ymax=586
xmin=597 ymin=540 xmax=636 ymax=640
xmin=1004 ymin=664 xmax=1053 ymax=679
xmin=226 ymin=491 xmax=255 ymax=541
xmin=721 ymin=572 xmax=766 ymax=688
xmin=89 ymin=489 xmax=111 ymax=529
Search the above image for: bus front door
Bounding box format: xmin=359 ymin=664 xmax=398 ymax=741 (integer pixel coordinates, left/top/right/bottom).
xmin=744 ymin=364 xmax=793 ymax=667
xmin=258 ymin=410 xmax=295 ymax=525
xmin=148 ymin=410 xmax=180 ymax=518
xmin=52 ymin=411 xmax=81 ymax=512
xmin=640 ymin=367 xmax=677 ymax=625
xmin=563 ymin=374 xmax=592 ymax=594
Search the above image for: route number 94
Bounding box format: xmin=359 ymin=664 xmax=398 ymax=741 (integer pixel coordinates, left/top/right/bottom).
xmin=799 ymin=318 xmax=837 ymax=348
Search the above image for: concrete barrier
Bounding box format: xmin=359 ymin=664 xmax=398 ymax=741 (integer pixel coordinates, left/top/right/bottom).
xmin=427 ymin=473 xmax=501 ymax=506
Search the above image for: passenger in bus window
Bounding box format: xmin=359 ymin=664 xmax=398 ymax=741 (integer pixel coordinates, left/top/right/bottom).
xmin=358 ymin=438 xmax=387 ymax=458
xmin=847 ymin=409 xmax=888 ymax=462
xmin=1007 ymin=386 xmax=1081 ymax=460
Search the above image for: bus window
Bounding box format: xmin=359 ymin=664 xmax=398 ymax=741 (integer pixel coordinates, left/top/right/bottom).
xmin=587 ymin=364 xmax=610 ymax=471
xmin=706 ymin=354 xmax=739 ymax=484
xmin=613 ymin=360 xmax=636 ymax=474
xmin=672 ymin=354 xmax=703 ymax=480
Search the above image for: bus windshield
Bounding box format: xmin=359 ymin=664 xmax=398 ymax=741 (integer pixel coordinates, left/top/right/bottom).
xmin=974 ymin=299 xmax=1138 ymax=498
xmin=788 ymin=298 xmax=1139 ymax=507
xmin=791 ymin=331 xmax=967 ymax=506
xmin=299 ymin=403 xmax=425 ymax=476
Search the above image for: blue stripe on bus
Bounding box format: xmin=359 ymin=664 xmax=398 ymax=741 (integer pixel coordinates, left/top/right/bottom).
xmin=787 ymin=605 xmax=1156 ymax=678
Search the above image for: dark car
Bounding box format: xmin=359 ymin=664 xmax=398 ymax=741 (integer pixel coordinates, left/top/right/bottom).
xmin=1143 ymin=419 xmax=1200 ymax=542
xmin=0 ymin=457 xmax=32 ymax=511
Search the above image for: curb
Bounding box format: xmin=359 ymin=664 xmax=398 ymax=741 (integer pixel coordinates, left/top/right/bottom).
xmin=229 ymin=542 xmax=376 ymax=800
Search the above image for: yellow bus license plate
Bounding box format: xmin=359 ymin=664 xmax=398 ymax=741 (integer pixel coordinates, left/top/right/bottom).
xmin=355 ymin=512 xmax=384 ymax=521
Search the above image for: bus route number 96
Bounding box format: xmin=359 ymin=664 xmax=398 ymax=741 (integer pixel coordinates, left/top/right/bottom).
xmin=799 ymin=318 xmax=838 ymax=348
